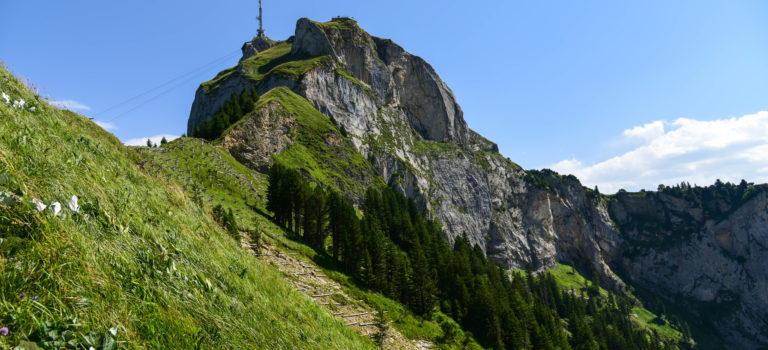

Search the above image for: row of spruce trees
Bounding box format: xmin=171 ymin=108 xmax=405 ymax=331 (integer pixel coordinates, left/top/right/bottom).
xmin=193 ymin=87 xmax=259 ymax=140
xmin=266 ymin=164 xmax=684 ymax=349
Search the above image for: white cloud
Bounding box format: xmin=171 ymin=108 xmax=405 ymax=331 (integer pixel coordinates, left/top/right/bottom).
xmin=93 ymin=120 xmax=117 ymax=131
xmin=123 ymin=134 xmax=180 ymax=147
xmin=550 ymin=111 xmax=768 ymax=193
xmin=49 ymin=99 xmax=91 ymax=111
xmin=623 ymin=120 xmax=665 ymax=141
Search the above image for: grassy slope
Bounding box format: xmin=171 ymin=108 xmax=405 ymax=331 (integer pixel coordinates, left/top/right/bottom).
xmin=138 ymin=134 xmax=482 ymax=349
xmin=128 ymin=91 xmax=476 ymax=347
xmin=249 ymin=87 xmax=384 ymax=198
xmin=260 ymin=229 xmax=485 ymax=350
xmin=199 ymin=40 xmax=383 ymax=199
xmin=0 ymin=66 xmax=373 ymax=349
xmin=136 ymin=138 xmax=268 ymax=232
xmin=548 ymin=263 xmax=683 ymax=343
xmin=201 ymin=41 xmax=330 ymax=94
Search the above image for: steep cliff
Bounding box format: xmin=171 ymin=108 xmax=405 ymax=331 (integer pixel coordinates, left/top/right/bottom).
xmin=609 ymin=187 xmax=768 ymax=348
xmin=188 ymin=17 xmax=768 ymax=348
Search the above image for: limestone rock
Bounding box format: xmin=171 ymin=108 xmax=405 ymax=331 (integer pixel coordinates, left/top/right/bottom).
xmin=188 ymin=17 xmax=768 ymax=348
xmin=221 ymin=100 xmax=295 ymax=172
xmin=611 ymin=191 xmax=768 ymax=349
xmin=291 ymin=18 xmax=336 ymax=58
xmin=240 ymin=36 xmax=275 ymax=62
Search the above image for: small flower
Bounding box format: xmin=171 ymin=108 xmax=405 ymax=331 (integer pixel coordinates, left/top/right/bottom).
xmin=32 ymin=198 xmax=47 ymax=212
xmin=18 ymin=293 xmax=24 ymax=298
xmin=29 ymin=106 xmax=36 ymax=112
xmin=1 ymin=92 xmax=9 ymax=104
xmin=109 ymin=326 xmax=118 ymax=336
xmin=69 ymin=195 xmax=80 ymax=213
xmin=0 ymin=327 xmax=8 ymax=336
xmin=12 ymin=99 xmax=25 ymax=109
xmin=32 ymin=296 xmax=38 ymax=300
xmin=50 ymin=201 xmax=62 ymax=217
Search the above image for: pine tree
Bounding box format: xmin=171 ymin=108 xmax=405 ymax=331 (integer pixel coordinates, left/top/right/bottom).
xmin=407 ymin=241 xmax=436 ymax=315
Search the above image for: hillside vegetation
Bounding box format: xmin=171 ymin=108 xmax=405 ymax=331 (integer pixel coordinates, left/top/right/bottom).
xmin=263 ymin=164 xmax=686 ymax=349
xmin=0 ymin=66 xmax=374 ymax=349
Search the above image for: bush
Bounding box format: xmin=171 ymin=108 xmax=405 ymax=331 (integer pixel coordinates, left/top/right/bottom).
xmin=212 ymin=204 xmax=238 ymax=238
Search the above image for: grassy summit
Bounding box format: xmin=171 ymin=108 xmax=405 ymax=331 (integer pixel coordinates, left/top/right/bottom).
xmin=201 ymin=41 xmax=331 ymax=94
xmin=0 ymin=66 xmax=374 ymax=349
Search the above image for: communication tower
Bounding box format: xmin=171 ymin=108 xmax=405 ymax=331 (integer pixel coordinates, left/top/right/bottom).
xmin=257 ymin=0 xmax=265 ymax=37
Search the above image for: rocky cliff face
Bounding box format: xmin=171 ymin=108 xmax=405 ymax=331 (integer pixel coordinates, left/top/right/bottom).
xmin=610 ymin=190 xmax=768 ymax=348
xmin=240 ymin=36 xmax=275 ymax=62
xmin=285 ymin=17 xmax=621 ymax=284
xmin=188 ymin=17 xmax=768 ymax=348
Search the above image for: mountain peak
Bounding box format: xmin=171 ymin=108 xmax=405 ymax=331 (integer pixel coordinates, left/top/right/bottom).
xmin=185 ymin=20 xmax=768 ymax=348
xmin=240 ymin=35 xmax=276 ymax=62
xmin=291 ymin=18 xmax=338 ymax=58
xmin=190 ymin=17 xmax=470 ymax=146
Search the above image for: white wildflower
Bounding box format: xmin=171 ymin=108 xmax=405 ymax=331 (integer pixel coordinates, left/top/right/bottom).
xmin=1 ymin=92 xmax=8 ymax=104
xmin=12 ymin=99 xmax=25 ymax=109
xmin=32 ymin=198 xmax=47 ymax=212
xmin=68 ymin=195 xmax=80 ymax=213
xmin=29 ymin=106 xmax=36 ymax=112
xmin=50 ymin=201 xmax=61 ymax=216
xmin=109 ymin=326 xmax=118 ymax=336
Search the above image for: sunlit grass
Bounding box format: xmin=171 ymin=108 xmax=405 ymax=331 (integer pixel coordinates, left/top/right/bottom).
xmin=0 ymin=65 xmax=374 ymax=349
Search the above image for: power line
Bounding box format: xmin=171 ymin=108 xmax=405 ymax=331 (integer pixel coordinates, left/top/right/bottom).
xmin=94 ymin=49 xmax=240 ymax=120
xmin=105 ymin=67 xmax=224 ymax=123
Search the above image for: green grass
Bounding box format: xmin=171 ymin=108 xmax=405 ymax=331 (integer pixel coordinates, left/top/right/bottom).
xmin=138 ymin=87 xmax=478 ymax=347
xmin=548 ymin=263 xmax=683 ymax=343
xmin=202 ymin=42 xmax=331 ymax=94
xmin=314 ymin=18 xmax=364 ymax=33
xmin=631 ymin=307 xmax=683 ymax=341
xmin=200 ymin=66 xmax=238 ymax=93
xmin=252 ymin=87 xmax=385 ymax=198
xmin=259 ymin=224 xmax=486 ymax=350
xmin=548 ymin=263 xmax=608 ymax=295
xmin=0 ymin=65 xmax=374 ymax=349
xmin=135 ymin=137 xmax=268 ymax=232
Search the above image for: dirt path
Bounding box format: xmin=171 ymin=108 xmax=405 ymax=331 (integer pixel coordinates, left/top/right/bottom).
xmin=240 ymin=234 xmax=429 ymax=350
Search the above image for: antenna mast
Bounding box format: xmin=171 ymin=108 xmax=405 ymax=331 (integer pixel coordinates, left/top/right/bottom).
xmin=257 ymin=0 xmax=265 ymax=37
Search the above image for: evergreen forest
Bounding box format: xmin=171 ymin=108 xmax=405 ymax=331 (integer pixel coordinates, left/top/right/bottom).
xmin=266 ymin=164 xmax=686 ymax=349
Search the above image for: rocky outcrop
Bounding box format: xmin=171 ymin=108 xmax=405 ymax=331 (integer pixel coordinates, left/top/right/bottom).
xmin=188 ymin=17 xmax=768 ymax=348
xmin=287 ymin=17 xmax=615 ymax=278
xmin=187 ymin=73 xmax=252 ymax=135
xmin=297 ymin=18 xmax=470 ymax=146
xmin=221 ymin=100 xmax=294 ymax=172
xmin=187 ymin=35 xmax=287 ymax=136
xmin=291 ymin=18 xmax=337 ymax=58
xmin=186 ymin=16 xmax=648 ymax=287
xmin=240 ymin=36 xmax=275 ymax=62
xmin=610 ymin=191 xmax=768 ymax=349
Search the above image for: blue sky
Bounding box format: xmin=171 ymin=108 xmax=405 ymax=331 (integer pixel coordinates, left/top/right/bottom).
xmin=2 ymin=1 xmax=767 ymax=192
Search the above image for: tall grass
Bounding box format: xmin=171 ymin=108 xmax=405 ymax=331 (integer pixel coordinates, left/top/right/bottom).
xmin=0 ymin=65 xmax=373 ymax=349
